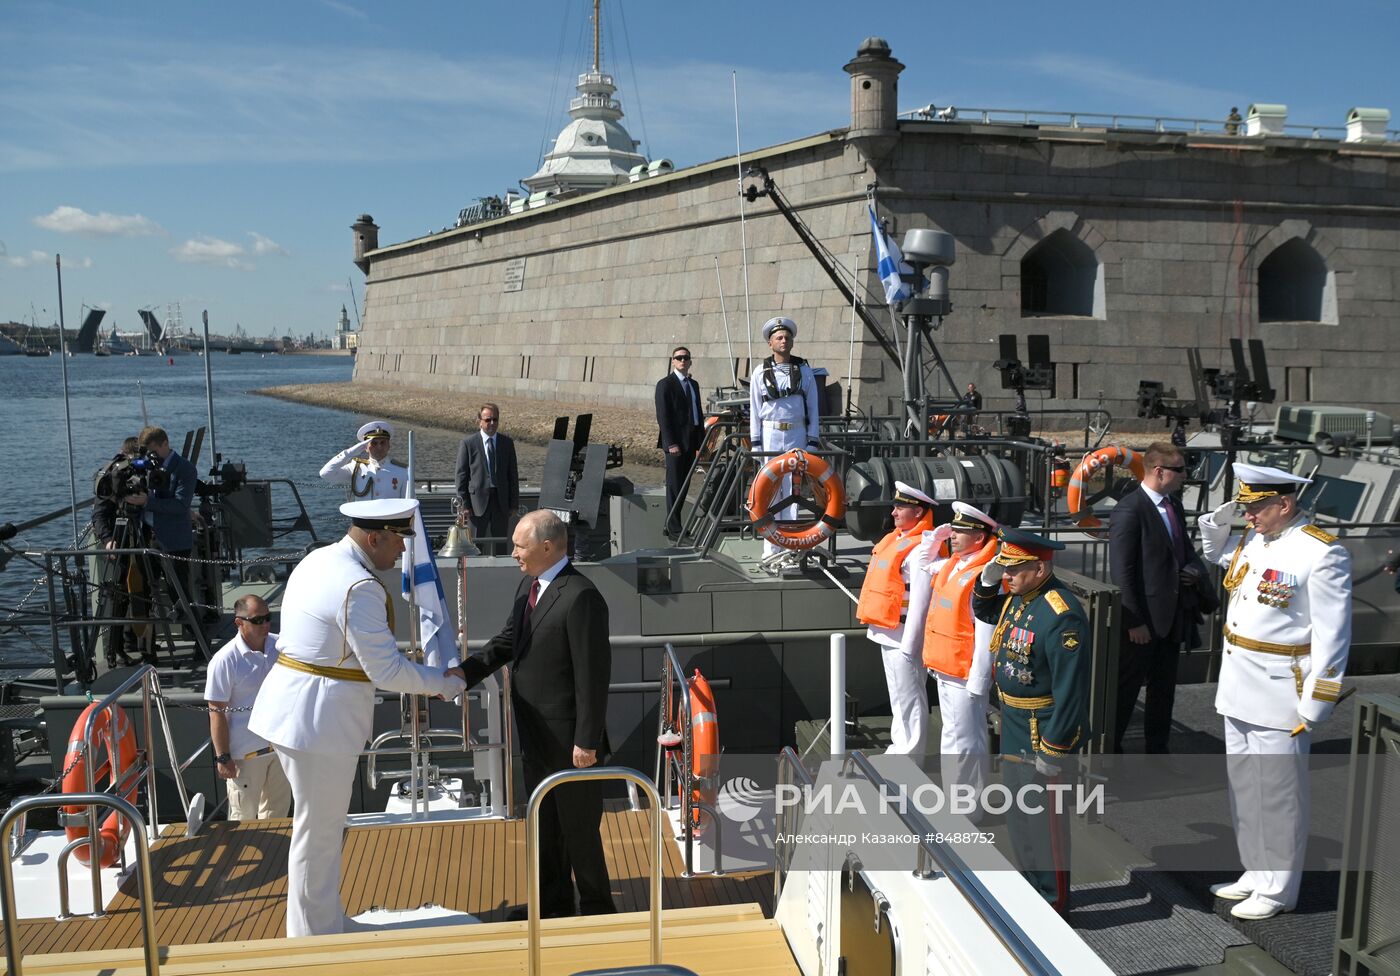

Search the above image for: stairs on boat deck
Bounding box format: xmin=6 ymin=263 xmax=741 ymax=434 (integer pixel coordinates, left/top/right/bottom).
xmin=1 ymin=903 xmax=799 ymax=976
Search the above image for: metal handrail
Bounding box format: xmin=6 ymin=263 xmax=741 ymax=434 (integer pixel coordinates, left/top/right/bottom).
xmin=652 ymin=643 xmax=726 ymax=877
xmin=2 ymin=793 xmax=159 ymax=976
xmin=843 ymin=750 xmax=1062 ymax=976
xmin=526 ymin=767 xmax=664 ymax=976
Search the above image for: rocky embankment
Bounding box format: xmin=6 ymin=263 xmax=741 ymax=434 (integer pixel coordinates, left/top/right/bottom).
xmin=255 ymin=381 xmax=665 ymax=467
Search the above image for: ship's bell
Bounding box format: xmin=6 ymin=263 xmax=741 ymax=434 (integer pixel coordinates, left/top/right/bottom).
xmin=439 ymin=522 xmax=482 ymax=559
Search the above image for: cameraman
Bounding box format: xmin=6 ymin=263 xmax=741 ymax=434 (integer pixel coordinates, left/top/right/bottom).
xmin=93 ymin=436 xmax=148 ymax=668
xmin=138 ymin=426 xmax=199 ymax=653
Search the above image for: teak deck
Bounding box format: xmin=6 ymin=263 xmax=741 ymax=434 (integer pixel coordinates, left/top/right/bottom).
xmin=3 ymin=809 xmax=773 ymax=959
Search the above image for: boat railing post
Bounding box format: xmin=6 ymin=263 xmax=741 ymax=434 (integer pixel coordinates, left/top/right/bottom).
xmin=526 ymin=768 xmax=664 ymax=976
xmin=830 ymin=633 xmax=846 ymax=756
xmin=3 ymin=792 xmax=160 ymax=976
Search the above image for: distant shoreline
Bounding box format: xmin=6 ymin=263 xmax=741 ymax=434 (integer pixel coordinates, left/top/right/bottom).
xmin=254 ymin=381 xmax=666 ymax=467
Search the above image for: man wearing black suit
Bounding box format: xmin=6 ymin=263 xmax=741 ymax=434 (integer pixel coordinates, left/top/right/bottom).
xmin=1109 ymin=441 xmax=1212 ymax=753
xmin=654 ymin=346 xmax=705 ymax=538
xmin=455 ymin=403 xmax=519 ymax=555
xmin=462 ymin=510 xmax=615 ymax=917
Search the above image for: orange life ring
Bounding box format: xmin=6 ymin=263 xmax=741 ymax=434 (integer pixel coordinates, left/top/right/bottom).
xmin=746 ymin=449 xmax=846 ymax=550
xmin=62 ymin=702 xmax=139 ymax=868
xmin=698 ymin=415 xmax=750 ymax=463
xmin=1066 ymin=446 xmax=1146 ymax=531
xmin=688 ymin=669 xmax=719 ymax=828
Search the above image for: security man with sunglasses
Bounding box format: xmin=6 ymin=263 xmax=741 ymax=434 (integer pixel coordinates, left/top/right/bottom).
xmin=205 ymin=594 xmax=290 ymax=821
xmin=249 ymin=498 xmax=467 ymax=938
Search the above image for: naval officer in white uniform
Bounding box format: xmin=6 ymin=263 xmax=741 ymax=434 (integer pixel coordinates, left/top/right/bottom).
xmin=1197 ymin=462 xmax=1351 ymax=920
xmin=748 ymin=317 xmax=822 ymax=561
xmin=856 ymin=482 xmax=936 ymax=755
xmin=917 ymin=501 xmax=1000 ymax=798
xmin=248 ymin=498 xmax=466 ymax=938
xmin=319 ymin=420 xmax=409 ymax=501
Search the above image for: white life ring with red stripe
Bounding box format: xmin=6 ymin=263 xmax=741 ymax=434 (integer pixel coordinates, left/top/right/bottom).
xmin=61 ymin=702 xmax=139 ymax=868
xmin=746 ymin=449 xmax=846 ymax=550
xmin=1066 ymin=445 xmax=1146 ymax=532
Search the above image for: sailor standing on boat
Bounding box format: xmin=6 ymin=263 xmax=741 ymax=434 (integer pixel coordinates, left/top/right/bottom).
xmin=248 ymin=498 xmax=466 ymax=938
xmin=855 ymin=482 xmax=936 ymax=755
xmin=1197 ymin=462 xmax=1351 ymax=921
xmin=319 ymin=420 xmax=408 ymax=501
xmin=748 ymin=317 xmax=822 ymax=562
xmin=972 ymin=527 xmax=1090 ymax=916
xmin=921 ymin=501 xmax=1000 ymax=796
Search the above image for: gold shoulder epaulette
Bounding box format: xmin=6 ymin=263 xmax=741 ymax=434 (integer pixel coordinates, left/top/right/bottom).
xmin=1301 ymin=524 xmax=1338 ymax=545
xmin=1045 ymin=591 xmax=1069 ymax=615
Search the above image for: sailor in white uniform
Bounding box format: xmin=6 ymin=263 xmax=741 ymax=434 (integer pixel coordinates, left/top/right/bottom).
xmin=1197 ymin=462 xmax=1351 ymax=920
xmin=856 ymin=482 xmax=937 ymax=755
xmin=748 ymin=317 xmax=822 ymax=560
xmin=248 ymin=498 xmax=466 ymax=938
xmin=917 ymin=501 xmax=1000 ymax=799
xmin=319 ymin=420 xmax=409 ymax=501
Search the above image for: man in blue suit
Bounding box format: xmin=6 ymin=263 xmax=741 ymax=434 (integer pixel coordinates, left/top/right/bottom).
xmin=139 ymin=426 xmax=199 ymax=659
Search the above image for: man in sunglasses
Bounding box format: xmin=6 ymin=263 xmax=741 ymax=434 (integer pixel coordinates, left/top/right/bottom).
xmin=654 ymin=346 xmax=705 ymax=539
xmin=205 ymin=594 xmax=290 ymax=821
xmin=1108 ymin=441 xmax=1214 ymax=754
xmin=249 ymin=498 xmax=466 ymax=937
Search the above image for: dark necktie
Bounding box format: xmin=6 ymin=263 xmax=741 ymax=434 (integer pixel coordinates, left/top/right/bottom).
xmin=522 ymin=578 xmax=540 ymax=627
xmin=485 ymin=437 xmax=496 ymax=487
xmin=687 ymin=379 xmax=701 ymax=426
xmin=1163 ymin=499 xmax=1188 ymax=564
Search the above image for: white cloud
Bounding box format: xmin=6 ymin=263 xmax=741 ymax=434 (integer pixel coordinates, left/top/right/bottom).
xmin=33 ymin=205 xmax=164 ymax=238
xmin=249 ymin=232 xmax=288 ymax=256
xmin=1022 ymin=55 xmax=1235 ymax=117
xmin=171 ymin=236 xmax=251 ymax=270
xmin=1 ymin=247 xmax=49 ymax=268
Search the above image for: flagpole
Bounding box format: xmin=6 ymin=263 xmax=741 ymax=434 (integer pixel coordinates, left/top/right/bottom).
xmin=732 ymin=72 xmax=753 ymax=368
xmin=713 ymin=257 xmax=738 ymax=386
xmin=404 ymin=430 xmax=424 ymax=817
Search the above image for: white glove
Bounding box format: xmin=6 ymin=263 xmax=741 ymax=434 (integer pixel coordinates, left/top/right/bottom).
xmin=354 ymin=437 xmax=373 ymax=453
xmin=980 ymin=562 xmax=1005 ymax=587
xmin=1034 ymin=754 xmax=1061 ymax=777
xmin=442 ymin=674 xmax=467 ymax=700
xmin=1206 ymin=501 xmax=1237 ymax=525
xmin=926 ymin=524 xmax=953 ymax=549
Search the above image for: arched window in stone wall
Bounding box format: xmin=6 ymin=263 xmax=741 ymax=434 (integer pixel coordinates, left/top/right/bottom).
xmin=1258 ymin=238 xmax=1335 ymax=323
xmin=1020 ymin=229 xmax=1103 ymax=317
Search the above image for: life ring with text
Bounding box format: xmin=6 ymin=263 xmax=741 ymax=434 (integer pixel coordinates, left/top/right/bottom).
xmin=698 ymin=415 xmax=749 ymax=463
xmin=62 ymin=702 xmax=139 ymax=868
xmin=688 ymin=669 xmax=720 ymax=828
xmin=746 ymin=449 xmax=846 ymax=550
xmin=1066 ymin=445 xmax=1146 ymax=532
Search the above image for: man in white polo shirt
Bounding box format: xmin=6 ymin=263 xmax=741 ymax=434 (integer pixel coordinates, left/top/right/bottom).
xmin=205 ymin=594 xmax=290 ymax=821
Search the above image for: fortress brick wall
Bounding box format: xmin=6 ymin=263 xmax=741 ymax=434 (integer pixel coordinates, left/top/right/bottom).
xmin=354 ymin=121 xmax=1400 ymax=424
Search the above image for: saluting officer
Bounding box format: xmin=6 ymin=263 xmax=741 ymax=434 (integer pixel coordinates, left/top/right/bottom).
xmin=748 ymin=317 xmax=822 ymax=561
xmin=248 ymin=498 xmax=466 ymax=938
xmin=856 ymin=481 xmax=936 ymax=755
xmin=972 ymin=527 xmax=1091 ymax=916
xmin=922 ymin=501 xmax=1000 ymax=797
xmin=319 ymin=420 xmax=409 ymax=500
xmin=1197 ymin=462 xmax=1351 ymax=920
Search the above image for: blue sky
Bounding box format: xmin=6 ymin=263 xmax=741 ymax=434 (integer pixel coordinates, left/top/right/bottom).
xmin=2 ymin=0 xmax=1396 ymax=339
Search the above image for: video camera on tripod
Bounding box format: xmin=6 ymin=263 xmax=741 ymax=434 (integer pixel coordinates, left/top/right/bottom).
xmin=94 ymin=451 xmax=169 ymax=502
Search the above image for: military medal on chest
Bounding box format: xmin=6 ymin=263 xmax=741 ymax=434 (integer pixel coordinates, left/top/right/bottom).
xmin=1256 ymin=568 xmax=1297 ymax=609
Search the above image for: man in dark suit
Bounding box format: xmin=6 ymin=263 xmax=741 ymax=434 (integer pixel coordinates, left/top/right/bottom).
xmin=455 ymin=403 xmax=519 ymax=555
xmin=1109 ymin=441 xmax=1212 ymax=753
xmin=462 ymin=510 xmax=615 ymax=917
xmin=138 ymin=425 xmax=200 ymax=662
xmin=654 ymin=346 xmax=705 ymax=538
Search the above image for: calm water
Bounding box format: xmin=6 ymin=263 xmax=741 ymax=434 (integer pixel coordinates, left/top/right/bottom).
xmin=0 ymin=352 xmax=658 ymax=668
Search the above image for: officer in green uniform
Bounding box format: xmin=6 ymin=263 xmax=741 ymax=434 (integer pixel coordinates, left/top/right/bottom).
xmin=971 ymin=526 xmax=1091 ymax=916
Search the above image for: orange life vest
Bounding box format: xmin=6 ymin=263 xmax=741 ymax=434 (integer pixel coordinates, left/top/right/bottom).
xmin=923 ymin=536 xmax=999 ymax=677
xmin=856 ymin=511 xmax=934 ymax=629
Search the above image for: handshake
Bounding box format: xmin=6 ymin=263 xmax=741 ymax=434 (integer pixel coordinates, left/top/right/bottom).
xmin=441 ymin=665 xmax=469 ymax=699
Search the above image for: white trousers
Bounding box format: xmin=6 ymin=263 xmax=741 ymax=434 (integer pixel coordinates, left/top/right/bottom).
xmin=760 ymin=424 xmax=808 ymax=558
xmin=1223 ymin=716 xmax=1310 ymax=910
xmin=275 ymin=745 xmax=358 ymax=937
xmin=880 ymin=643 xmax=927 ymax=755
xmin=226 ymin=750 xmax=292 ymax=822
xmin=934 ymin=674 xmax=990 ymax=798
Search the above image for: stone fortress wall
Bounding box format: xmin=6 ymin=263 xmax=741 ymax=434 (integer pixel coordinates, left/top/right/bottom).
xmin=353 ymin=40 xmax=1400 ymax=425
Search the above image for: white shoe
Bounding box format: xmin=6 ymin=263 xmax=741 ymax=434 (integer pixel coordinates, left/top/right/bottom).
xmin=1230 ymin=894 xmax=1286 ymax=920
xmin=1209 ymin=879 xmax=1253 ymax=901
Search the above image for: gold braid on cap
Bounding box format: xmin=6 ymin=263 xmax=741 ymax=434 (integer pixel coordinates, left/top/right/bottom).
xmin=1234 ymin=481 xmax=1281 ymax=504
